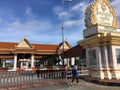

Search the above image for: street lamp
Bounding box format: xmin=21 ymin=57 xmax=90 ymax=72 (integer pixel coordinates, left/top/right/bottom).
xmin=61 ymin=0 xmax=72 ymax=66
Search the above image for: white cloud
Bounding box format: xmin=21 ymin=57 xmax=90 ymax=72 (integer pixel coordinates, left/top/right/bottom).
xmin=0 ymin=5 xmax=63 ymax=44
xmin=53 ymin=1 xmax=88 ymax=28
xmin=3 ymin=0 xmax=120 ymax=46
xmin=64 ymin=25 xmax=84 ymax=45
xmin=0 ymin=17 xmax=61 ymax=44
xmin=53 ymin=6 xmax=71 ymax=20
xmin=71 ymin=1 xmax=88 ymax=13
xmin=0 ymin=1 xmax=88 ymax=46
xmin=110 ymin=0 xmax=120 ymax=26
xmin=26 ymin=7 xmax=32 ymax=15
xmin=52 ymin=1 xmax=89 ymax=45
xmin=65 ymin=18 xmax=84 ymax=26
xmin=111 ymin=0 xmax=120 ymax=20
xmin=52 ymin=0 xmax=120 ymax=45
xmin=25 ymin=7 xmax=36 ymax=20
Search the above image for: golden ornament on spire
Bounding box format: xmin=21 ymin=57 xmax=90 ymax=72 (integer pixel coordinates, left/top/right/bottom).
xmin=85 ymin=0 xmax=118 ymax=28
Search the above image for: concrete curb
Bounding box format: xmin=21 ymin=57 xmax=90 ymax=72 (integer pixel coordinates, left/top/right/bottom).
xmin=83 ymin=78 xmax=120 ymax=86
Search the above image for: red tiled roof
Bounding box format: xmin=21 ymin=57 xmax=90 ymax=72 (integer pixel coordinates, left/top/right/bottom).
xmin=0 ymin=42 xmax=59 ymax=54
xmin=0 ymin=49 xmax=11 ymax=54
xmin=64 ymin=45 xmax=84 ymax=58
xmin=0 ymin=42 xmax=17 ymax=49
xmin=33 ymin=44 xmax=59 ymax=51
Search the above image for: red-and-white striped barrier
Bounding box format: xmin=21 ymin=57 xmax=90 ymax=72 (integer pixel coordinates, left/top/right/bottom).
xmin=0 ymin=68 xmax=67 ymax=89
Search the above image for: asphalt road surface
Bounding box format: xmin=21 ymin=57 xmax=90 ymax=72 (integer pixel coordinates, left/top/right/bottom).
xmin=25 ymin=79 xmax=120 ymax=90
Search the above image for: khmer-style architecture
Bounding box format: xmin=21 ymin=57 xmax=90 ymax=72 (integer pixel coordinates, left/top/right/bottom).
xmin=78 ymin=0 xmax=120 ymax=79
xmin=0 ymin=38 xmax=74 ymax=71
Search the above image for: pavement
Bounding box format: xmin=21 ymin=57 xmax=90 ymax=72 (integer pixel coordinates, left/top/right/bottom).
xmin=84 ymin=78 xmax=120 ymax=86
xmin=24 ymin=79 xmax=120 ymax=90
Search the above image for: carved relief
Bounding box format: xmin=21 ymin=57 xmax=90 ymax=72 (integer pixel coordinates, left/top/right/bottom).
xmin=101 ymin=0 xmax=106 ymax=11
xmin=85 ymin=0 xmax=118 ymax=28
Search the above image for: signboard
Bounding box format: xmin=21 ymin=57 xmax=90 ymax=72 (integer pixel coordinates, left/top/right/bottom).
xmin=98 ymin=25 xmax=120 ymax=32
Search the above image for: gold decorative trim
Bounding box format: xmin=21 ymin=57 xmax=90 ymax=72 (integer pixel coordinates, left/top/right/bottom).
xmin=85 ymin=0 xmax=118 ymax=28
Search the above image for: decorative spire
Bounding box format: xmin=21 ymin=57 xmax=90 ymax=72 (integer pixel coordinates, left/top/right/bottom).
xmin=85 ymin=0 xmax=118 ymax=28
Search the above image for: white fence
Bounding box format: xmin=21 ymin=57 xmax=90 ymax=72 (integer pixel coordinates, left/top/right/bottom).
xmin=0 ymin=69 xmax=66 ymax=89
xmin=67 ymin=69 xmax=89 ymax=78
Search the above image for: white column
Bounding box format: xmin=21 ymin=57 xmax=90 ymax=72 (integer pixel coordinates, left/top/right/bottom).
xmin=67 ymin=58 xmax=70 ymax=67
xmin=58 ymin=55 xmax=63 ymax=65
xmin=31 ymin=54 xmax=34 ymax=68
xmin=71 ymin=57 xmax=75 ymax=65
xmin=109 ymin=45 xmax=113 ymax=67
xmin=21 ymin=62 xmax=23 ymax=68
xmin=96 ymin=46 xmax=104 ymax=79
xmin=86 ymin=48 xmax=89 ymax=67
xmin=3 ymin=61 xmax=5 ymax=67
xmin=96 ymin=46 xmax=102 ymax=68
xmin=103 ymin=45 xmax=109 ymax=68
xmin=64 ymin=58 xmax=67 ymax=65
xmin=111 ymin=46 xmax=117 ymax=79
xmin=103 ymin=45 xmax=111 ymax=79
xmin=111 ymin=46 xmax=116 ymax=68
xmin=13 ymin=54 xmax=17 ymax=70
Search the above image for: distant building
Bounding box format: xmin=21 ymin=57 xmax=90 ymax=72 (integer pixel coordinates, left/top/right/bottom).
xmin=64 ymin=45 xmax=85 ymax=67
xmin=78 ymin=0 xmax=120 ymax=79
xmin=0 ymin=38 xmax=74 ymax=70
xmin=0 ymin=38 xmax=59 ymax=70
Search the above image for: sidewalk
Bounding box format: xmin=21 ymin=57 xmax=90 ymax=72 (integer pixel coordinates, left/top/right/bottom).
xmin=25 ymin=79 xmax=120 ymax=90
xmin=84 ymin=78 xmax=120 ymax=86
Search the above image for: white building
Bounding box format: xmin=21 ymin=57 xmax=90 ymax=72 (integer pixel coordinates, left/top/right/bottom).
xmin=78 ymin=0 xmax=120 ymax=79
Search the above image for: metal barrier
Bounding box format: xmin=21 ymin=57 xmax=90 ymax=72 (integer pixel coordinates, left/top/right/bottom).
xmin=67 ymin=69 xmax=89 ymax=78
xmin=0 ymin=68 xmax=67 ymax=90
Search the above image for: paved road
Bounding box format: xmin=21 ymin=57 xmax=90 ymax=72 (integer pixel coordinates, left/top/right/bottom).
xmin=25 ymin=79 xmax=120 ymax=90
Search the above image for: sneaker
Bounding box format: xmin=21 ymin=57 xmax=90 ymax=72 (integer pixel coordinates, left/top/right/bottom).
xmin=76 ymin=83 xmax=79 ymax=86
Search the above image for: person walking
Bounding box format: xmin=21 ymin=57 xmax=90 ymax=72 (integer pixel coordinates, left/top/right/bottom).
xmin=70 ymin=64 xmax=79 ymax=85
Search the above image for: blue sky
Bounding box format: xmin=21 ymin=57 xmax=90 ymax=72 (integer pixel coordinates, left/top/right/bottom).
xmin=0 ymin=0 xmax=120 ymax=46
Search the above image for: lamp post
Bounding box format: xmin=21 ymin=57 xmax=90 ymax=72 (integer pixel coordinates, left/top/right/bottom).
xmin=61 ymin=0 xmax=72 ymax=66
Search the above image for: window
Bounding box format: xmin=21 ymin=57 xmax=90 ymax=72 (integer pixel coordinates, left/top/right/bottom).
xmin=116 ymin=49 xmax=120 ymax=64
xmin=100 ymin=46 xmax=104 ymax=66
xmin=23 ymin=62 xmax=26 ymax=66
xmin=88 ymin=49 xmax=97 ymax=66
xmin=107 ymin=45 xmax=112 ymax=66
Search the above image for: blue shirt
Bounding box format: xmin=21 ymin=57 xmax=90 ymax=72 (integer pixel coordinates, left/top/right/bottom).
xmin=72 ymin=69 xmax=78 ymax=77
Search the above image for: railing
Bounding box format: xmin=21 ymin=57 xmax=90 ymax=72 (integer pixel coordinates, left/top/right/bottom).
xmin=0 ymin=68 xmax=89 ymax=89
xmin=0 ymin=68 xmax=67 ymax=90
xmin=67 ymin=69 xmax=89 ymax=78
